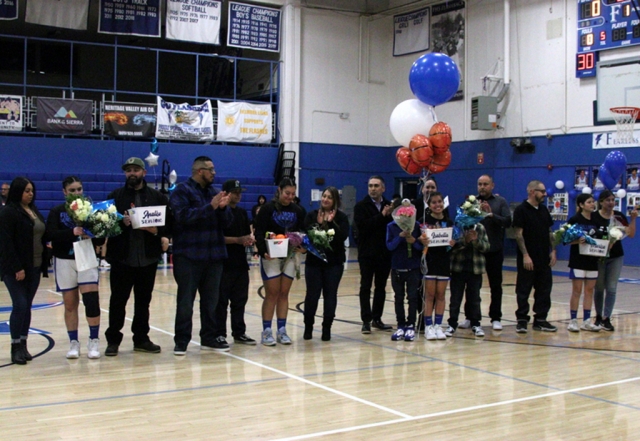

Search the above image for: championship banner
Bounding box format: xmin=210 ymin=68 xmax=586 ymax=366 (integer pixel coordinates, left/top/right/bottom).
xmin=393 ymin=7 xmax=430 ymax=57
xmin=166 ymin=0 xmax=222 ymax=45
xmin=0 ymin=95 xmax=22 ymax=132
xmin=98 ymin=0 xmax=161 ymax=37
xmin=155 ymin=97 xmax=214 ymax=141
xmin=25 ymin=0 xmax=89 ymax=30
xmin=37 ymin=98 xmax=93 ymax=134
xmin=431 ymin=0 xmax=465 ymax=101
xmin=0 ymin=1 xmax=18 ymax=20
xmin=217 ymin=101 xmax=272 ymax=143
xmin=227 ymin=2 xmax=281 ymax=53
xmin=104 ymin=102 xmax=156 ymax=138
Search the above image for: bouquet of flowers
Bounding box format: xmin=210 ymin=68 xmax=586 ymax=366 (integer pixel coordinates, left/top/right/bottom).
xmin=84 ymin=199 xmax=123 ymax=238
xmin=392 ymin=199 xmax=417 ymax=258
xmin=307 ymin=224 xmax=335 ymax=251
xmin=452 ymin=195 xmax=487 ymax=240
xmin=552 ymin=223 xmax=597 ymax=247
xmin=65 ymin=194 xmax=93 ymax=226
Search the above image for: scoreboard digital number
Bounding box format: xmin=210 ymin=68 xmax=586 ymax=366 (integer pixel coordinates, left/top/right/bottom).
xmin=576 ymin=0 xmax=640 ymax=77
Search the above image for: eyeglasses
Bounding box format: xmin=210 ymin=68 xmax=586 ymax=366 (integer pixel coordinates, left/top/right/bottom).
xmin=199 ymin=167 xmax=215 ymax=173
xmin=534 ymin=189 xmax=547 ymax=193
xmin=425 ymin=186 xmax=436 ymax=189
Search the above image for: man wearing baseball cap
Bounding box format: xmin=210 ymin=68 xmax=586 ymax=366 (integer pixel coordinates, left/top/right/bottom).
xmin=212 ymin=180 xmax=256 ymax=348
xmin=104 ymin=157 xmax=171 ymax=356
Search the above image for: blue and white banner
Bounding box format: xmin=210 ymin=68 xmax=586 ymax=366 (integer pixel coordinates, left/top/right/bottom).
xmin=393 ymin=7 xmax=430 ymax=57
xmin=166 ymin=0 xmax=222 ymax=45
xmin=227 ymin=2 xmax=281 ymax=53
xmin=98 ymin=0 xmax=161 ymax=38
xmin=0 ymin=1 xmax=18 ymax=20
xmin=0 ymin=95 xmax=22 ymax=132
xmin=37 ymin=98 xmax=93 ymax=135
xmin=217 ymin=101 xmax=272 ymax=143
xmin=25 ymin=0 xmax=89 ymax=30
xmin=155 ymin=97 xmax=214 ymax=141
xmin=593 ymin=131 xmax=640 ymax=149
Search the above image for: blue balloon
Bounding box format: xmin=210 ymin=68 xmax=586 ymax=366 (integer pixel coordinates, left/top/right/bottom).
xmin=603 ymin=150 xmax=627 ymax=181
xmin=150 ymin=138 xmax=159 ymax=154
xmin=409 ymin=53 xmax=460 ymax=107
xmin=599 ymin=164 xmax=617 ymax=190
xmin=569 ymin=189 xmax=579 ymax=199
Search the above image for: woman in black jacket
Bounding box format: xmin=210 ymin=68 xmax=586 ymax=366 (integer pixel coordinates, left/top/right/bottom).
xmin=0 ymin=177 xmax=49 ymax=365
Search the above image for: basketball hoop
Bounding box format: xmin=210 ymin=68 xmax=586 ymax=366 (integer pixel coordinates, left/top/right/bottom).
xmin=610 ymin=107 xmax=640 ymax=144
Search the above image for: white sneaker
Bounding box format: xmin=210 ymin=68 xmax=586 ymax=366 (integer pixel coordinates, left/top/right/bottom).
xmin=567 ymin=319 xmax=580 ymax=332
xmin=426 ymin=325 xmax=437 ymax=340
xmin=66 ymin=340 xmax=80 ymax=359
xmin=100 ymin=259 xmax=110 ymax=268
xmin=434 ymin=324 xmax=447 ymax=340
xmin=87 ymin=338 xmax=101 ymax=359
xmin=492 ymin=321 xmax=503 ymax=331
xmin=444 ymin=325 xmax=455 ymax=337
xmin=276 ymin=327 xmax=292 ymax=345
xmin=581 ymin=320 xmax=601 ymax=332
xmin=472 ymin=326 xmax=485 ymax=337
xmin=458 ymin=319 xmax=471 ymax=329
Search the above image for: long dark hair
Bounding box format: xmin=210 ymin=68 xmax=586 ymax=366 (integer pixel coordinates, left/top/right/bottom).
xmin=274 ymin=178 xmax=296 ymax=209
xmin=62 ymin=175 xmax=82 ymax=190
xmin=7 ymin=176 xmax=36 ymax=208
xmin=576 ymin=193 xmax=593 ymax=214
xmin=321 ymin=186 xmax=341 ymax=211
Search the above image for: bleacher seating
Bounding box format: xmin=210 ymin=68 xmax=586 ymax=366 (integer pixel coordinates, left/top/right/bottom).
xmin=0 ymin=172 xmax=275 ymax=221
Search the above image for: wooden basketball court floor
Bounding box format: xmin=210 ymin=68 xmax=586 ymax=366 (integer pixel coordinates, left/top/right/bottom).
xmin=2 ymin=251 xmax=640 ymax=440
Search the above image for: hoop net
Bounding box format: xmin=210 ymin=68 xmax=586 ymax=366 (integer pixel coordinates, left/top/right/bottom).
xmin=610 ymin=107 xmax=640 ymax=144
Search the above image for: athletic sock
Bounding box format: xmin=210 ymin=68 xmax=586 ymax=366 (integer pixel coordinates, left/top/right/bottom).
xmin=277 ymin=318 xmax=287 ymax=330
xmin=424 ymin=316 xmax=433 ymax=327
xmin=435 ymin=314 xmax=443 ymax=325
xmin=68 ymin=330 xmax=79 ymax=342
xmin=584 ymin=309 xmax=591 ymax=321
xmin=89 ymin=325 xmax=100 ymax=340
xmin=262 ymin=320 xmax=272 ymax=331
xmin=570 ymin=310 xmax=577 ymax=320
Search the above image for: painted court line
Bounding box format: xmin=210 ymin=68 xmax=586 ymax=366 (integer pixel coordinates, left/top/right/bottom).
xmin=274 ymin=376 xmax=640 ymax=440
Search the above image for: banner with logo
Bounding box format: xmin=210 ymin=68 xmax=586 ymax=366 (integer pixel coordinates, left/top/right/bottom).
xmin=25 ymin=0 xmax=89 ymax=30
xmin=0 ymin=1 xmax=18 ymax=20
xmin=393 ymin=7 xmax=430 ymax=57
xmin=103 ymin=102 xmax=156 ymax=137
xmin=166 ymin=0 xmax=222 ymax=45
xmin=98 ymin=0 xmax=161 ymax=37
xmin=593 ymin=131 xmax=640 ymax=149
xmin=227 ymin=2 xmax=281 ymax=52
xmin=37 ymin=98 xmax=93 ymax=134
xmin=217 ymin=101 xmax=272 ymax=143
xmin=155 ymin=97 xmax=214 ymax=141
xmin=0 ymin=95 xmax=22 ymax=132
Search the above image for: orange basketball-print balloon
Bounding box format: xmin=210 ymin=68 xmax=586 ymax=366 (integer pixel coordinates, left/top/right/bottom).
xmin=428 ymin=150 xmax=452 ymax=174
xmin=429 ymin=122 xmax=452 ymax=154
xmin=409 ymin=135 xmax=434 ymax=167
xmin=396 ymin=147 xmax=422 ymax=175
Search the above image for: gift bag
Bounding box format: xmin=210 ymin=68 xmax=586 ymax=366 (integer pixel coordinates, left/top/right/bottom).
xmin=73 ymin=238 xmax=99 ymax=272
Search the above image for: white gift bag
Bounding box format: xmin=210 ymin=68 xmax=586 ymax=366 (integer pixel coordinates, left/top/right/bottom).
xmin=73 ymin=238 xmax=99 ymax=272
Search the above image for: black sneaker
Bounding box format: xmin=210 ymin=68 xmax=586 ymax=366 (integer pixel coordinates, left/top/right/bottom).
xmin=601 ymin=317 xmax=615 ymax=332
xmin=133 ymin=340 xmax=161 ymax=353
xmin=516 ymin=321 xmax=528 ymax=334
xmin=532 ymin=320 xmax=557 ymax=332
xmin=234 ymin=334 xmax=257 ymax=345
xmin=594 ymin=315 xmax=603 ymax=327
xmin=372 ymin=319 xmax=393 ymax=331
xmin=173 ymin=344 xmax=187 ymax=356
xmin=202 ymin=336 xmax=230 ymax=352
xmin=105 ymin=344 xmax=119 ymax=356
xmin=361 ymin=322 xmax=371 ymax=334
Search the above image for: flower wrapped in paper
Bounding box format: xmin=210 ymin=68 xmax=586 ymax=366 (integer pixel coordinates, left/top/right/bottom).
xmin=392 ymin=199 xmax=417 ymax=258
xmin=84 ymin=199 xmax=124 ymax=238
xmin=65 ymin=194 xmax=93 ymax=226
xmin=452 ymin=195 xmax=487 ymax=240
xmin=553 ymin=223 xmax=597 ymax=246
xmin=301 ymin=227 xmax=331 ymax=263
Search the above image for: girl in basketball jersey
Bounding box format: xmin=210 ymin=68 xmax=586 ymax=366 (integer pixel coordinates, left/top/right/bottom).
xmin=575 ymin=170 xmax=587 ymax=188
xmin=627 ymin=169 xmax=639 ymax=191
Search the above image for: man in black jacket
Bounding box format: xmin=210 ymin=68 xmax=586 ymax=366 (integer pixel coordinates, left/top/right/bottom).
xmin=354 ymin=175 xmax=393 ymax=333
xmin=104 ymin=157 xmax=170 ymax=356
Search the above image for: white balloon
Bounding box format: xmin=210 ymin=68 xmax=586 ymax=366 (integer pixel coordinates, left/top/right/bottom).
xmin=555 ymin=180 xmax=565 ymax=190
xmin=145 ymin=152 xmax=159 ymax=167
xmin=617 ymin=189 xmax=627 ymax=198
xmin=582 ymin=186 xmax=592 ymax=194
xmin=169 ymin=170 xmax=178 ymax=184
xmin=389 ymin=99 xmax=438 ymax=147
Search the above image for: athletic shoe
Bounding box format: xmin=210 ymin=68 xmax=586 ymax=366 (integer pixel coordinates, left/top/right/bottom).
xmin=444 ymin=325 xmax=456 ymax=337
xmin=391 ymin=327 xmax=405 ymax=341
xmin=434 ymin=324 xmax=447 ymax=340
xmin=134 ymin=340 xmax=161 ymax=353
xmin=472 ymin=326 xmax=485 ymax=337
xmin=105 ymin=344 xmax=119 ymax=356
xmin=276 ymin=327 xmax=292 ymax=345
xmin=567 ymin=319 xmax=580 ymax=332
xmin=404 ymin=325 xmax=415 ymax=342
xmin=594 ymin=315 xmax=603 ymax=327
xmin=581 ymin=320 xmax=601 ymax=332
xmin=234 ymin=334 xmax=257 ymax=345
xmin=173 ymin=344 xmax=187 ymax=356
xmin=261 ymin=328 xmax=276 ymax=346
xmin=426 ymin=325 xmax=437 ymax=341
xmin=533 ymin=320 xmax=557 ymax=332
xmin=361 ymin=322 xmax=372 ymax=334
xmin=458 ymin=319 xmax=471 ymax=329
xmin=601 ymin=317 xmax=615 ymax=332
xmin=202 ymin=336 xmax=230 ymax=352
xmin=66 ymin=340 xmax=80 ymax=359
xmin=492 ymin=321 xmax=503 ymax=331
xmin=100 ymin=259 xmax=110 ymax=268
xmin=87 ymin=338 xmax=101 ymax=359
xmin=516 ymin=321 xmax=528 ymax=334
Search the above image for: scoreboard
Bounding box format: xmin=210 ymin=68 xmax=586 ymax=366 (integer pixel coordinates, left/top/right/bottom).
xmin=576 ymin=0 xmax=640 ymax=77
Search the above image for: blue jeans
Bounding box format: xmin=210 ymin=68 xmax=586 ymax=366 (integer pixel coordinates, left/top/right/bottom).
xmin=594 ymin=255 xmax=623 ymax=319
xmin=304 ymin=263 xmax=344 ymax=327
xmin=173 ymin=255 xmax=223 ymax=346
xmin=391 ymin=269 xmax=420 ymax=328
xmin=4 ymin=267 xmax=41 ymax=340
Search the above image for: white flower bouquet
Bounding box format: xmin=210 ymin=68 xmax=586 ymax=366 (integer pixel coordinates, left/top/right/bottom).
xmin=84 ymin=199 xmax=123 ymax=238
xmin=65 ymin=194 xmax=93 ymax=225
